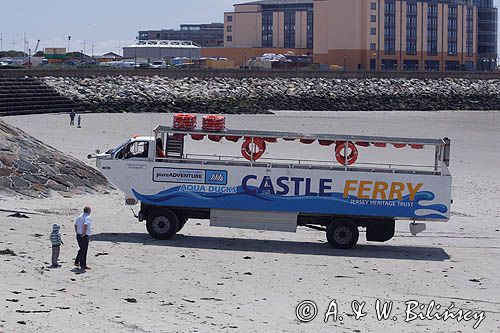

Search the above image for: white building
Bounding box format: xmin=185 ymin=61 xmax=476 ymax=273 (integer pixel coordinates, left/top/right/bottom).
xmin=123 ymin=40 xmax=201 ymax=60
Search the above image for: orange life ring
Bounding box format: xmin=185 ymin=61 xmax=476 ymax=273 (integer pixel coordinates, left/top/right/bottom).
xmin=393 ymin=143 xmax=406 ymax=148
xmin=241 ymin=137 xmax=266 ymax=161
xmin=225 ymin=135 xmax=241 ymax=142
xmin=208 ymin=135 xmax=222 ymax=142
xmin=202 ymin=115 xmax=226 ymax=131
xmin=319 ymin=140 xmax=335 ymax=146
xmin=190 ymin=134 xmax=205 ymax=141
xmin=372 ymin=142 xmax=387 ymax=148
xmin=173 ymin=114 xmax=197 ymax=130
xmin=335 ymin=141 xmax=358 ymax=166
xmin=300 ymin=138 xmax=315 ymax=144
xmin=355 ymin=141 xmax=370 ymax=147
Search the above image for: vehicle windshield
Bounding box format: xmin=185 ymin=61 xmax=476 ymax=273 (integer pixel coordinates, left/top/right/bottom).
xmin=107 ymin=139 xmax=131 ymax=155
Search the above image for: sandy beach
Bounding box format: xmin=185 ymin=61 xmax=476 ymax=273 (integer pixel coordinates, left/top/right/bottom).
xmin=1 ymin=111 xmax=499 ymax=332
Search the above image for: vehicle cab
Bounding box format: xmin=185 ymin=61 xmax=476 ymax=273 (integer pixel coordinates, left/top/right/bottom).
xmin=94 ymin=136 xmax=156 ymax=202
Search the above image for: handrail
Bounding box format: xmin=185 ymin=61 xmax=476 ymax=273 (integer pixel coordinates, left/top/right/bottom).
xmin=182 ymin=153 xmax=436 ymax=170
xmin=154 ymin=154 xmax=441 ymax=175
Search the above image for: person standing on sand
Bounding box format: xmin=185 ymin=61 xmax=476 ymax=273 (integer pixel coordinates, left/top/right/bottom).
xmin=74 ymin=206 xmax=92 ymax=270
xmin=77 ymin=114 xmax=81 ymax=128
xmin=69 ymin=110 xmax=76 ymax=126
xmin=49 ymin=224 xmax=63 ymax=268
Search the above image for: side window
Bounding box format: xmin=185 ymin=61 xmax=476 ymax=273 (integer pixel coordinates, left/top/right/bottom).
xmin=117 ymin=141 xmax=150 ymax=159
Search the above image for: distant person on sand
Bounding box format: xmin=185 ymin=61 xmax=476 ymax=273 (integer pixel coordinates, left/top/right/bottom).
xmin=69 ymin=110 xmax=76 ymax=126
xmin=77 ymin=114 xmax=82 ymax=128
xmin=49 ymin=223 xmax=63 ymax=268
xmin=74 ymin=206 xmax=92 ymax=270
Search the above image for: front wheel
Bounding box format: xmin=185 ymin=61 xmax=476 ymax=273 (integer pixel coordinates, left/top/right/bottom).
xmin=146 ymin=209 xmax=179 ymax=240
xmin=326 ymin=219 xmax=359 ymax=249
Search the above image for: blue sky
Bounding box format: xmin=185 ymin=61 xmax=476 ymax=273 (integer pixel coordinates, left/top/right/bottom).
xmin=0 ymin=0 xmax=235 ymax=55
xmin=0 ymin=0 xmax=499 ymax=55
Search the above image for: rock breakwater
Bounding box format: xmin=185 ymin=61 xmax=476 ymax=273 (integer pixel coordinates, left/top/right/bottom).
xmin=42 ymin=76 xmax=500 ymax=113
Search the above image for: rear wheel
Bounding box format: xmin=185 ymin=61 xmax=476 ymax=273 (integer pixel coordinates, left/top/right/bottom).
xmin=146 ymin=209 xmax=179 ymax=240
xmin=326 ymin=218 xmax=359 ymax=249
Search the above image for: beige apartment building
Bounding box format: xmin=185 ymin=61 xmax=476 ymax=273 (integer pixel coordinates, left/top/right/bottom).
xmin=223 ymin=0 xmax=483 ymax=70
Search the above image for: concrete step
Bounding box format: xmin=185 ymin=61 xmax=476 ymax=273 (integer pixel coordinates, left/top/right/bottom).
xmin=0 ymin=103 xmax=80 ymax=112
xmin=1 ymin=99 xmax=75 ymax=108
xmin=0 ymin=95 xmax=71 ymax=103
xmin=0 ymin=77 xmax=86 ymax=116
xmin=0 ymin=92 xmax=66 ymax=99
xmin=0 ymin=107 xmax=86 ymax=117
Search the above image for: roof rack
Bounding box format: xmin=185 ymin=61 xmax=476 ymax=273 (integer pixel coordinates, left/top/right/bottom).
xmin=154 ymin=126 xmax=446 ymax=146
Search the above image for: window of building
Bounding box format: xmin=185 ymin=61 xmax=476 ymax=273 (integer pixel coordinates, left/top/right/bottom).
xmin=404 ymin=60 xmax=419 ymax=70
xmin=227 ymin=26 xmax=232 ymax=32
xmin=406 ymin=2 xmax=417 ymax=55
xmin=370 ymin=15 xmax=376 ymax=23
xmin=262 ymin=12 xmax=273 ymax=47
xmin=381 ymin=59 xmax=397 ymax=70
xmin=427 ymin=3 xmax=438 ymax=56
xmin=307 ymin=10 xmax=314 ymax=49
xmin=425 ymin=60 xmax=440 ymax=71
xmin=370 ymin=27 xmax=376 ymax=35
xmin=466 ymin=6 xmax=474 ymax=57
xmin=370 ymin=2 xmax=377 ymax=10
xmin=445 ymin=60 xmax=459 ymax=70
xmin=384 ymin=0 xmax=396 ymax=54
xmin=370 ymin=43 xmax=376 ymax=51
xmin=227 ymin=15 xmax=233 ymax=22
xmin=226 ymin=36 xmax=232 ymax=42
xmin=447 ymin=5 xmax=458 ymax=56
xmin=370 ymin=59 xmax=376 ymax=70
xmin=284 ymin=11 xmax=296 ymax=48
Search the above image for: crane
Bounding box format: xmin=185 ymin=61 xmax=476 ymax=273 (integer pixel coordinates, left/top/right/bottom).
xmin=27 ymin=39 xmax=40 ymax=69
xmin=33 ymin=39 xmax=40 ymax=55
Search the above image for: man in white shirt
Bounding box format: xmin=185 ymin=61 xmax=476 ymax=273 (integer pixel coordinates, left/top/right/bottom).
xmin=74 ymin=206 xmax=92 ymax=270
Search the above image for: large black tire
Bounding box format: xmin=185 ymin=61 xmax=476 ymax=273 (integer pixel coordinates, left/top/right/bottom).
xmin=146 ymin=209 xmax=179 ymax=240
xmin=177 ymin=218 xmax=188 ymax=232
xmin=326 ymin=218 xmax=359 ymax=249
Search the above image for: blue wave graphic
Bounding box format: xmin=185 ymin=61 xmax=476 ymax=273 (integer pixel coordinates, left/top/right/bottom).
xmin=132 ymin=187 xmax=448 ymax=219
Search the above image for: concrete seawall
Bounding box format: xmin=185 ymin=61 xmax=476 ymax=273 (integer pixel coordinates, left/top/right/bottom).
xmin=1 ymin=68 xmax=500 ymax=79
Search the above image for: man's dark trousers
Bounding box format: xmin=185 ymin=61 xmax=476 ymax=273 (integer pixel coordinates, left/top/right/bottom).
xmin=75 ymin=235 xmax=89 ymax=268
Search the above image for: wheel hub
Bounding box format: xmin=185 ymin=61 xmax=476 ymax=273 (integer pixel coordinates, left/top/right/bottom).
xmin=153 ymin=216 xmax=170 ymax=234
xmin=334 ymin=226 xmax=352 ymax=245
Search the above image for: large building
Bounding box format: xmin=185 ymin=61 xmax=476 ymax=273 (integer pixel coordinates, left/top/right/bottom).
xmin=139 ymin=23 xmax=224 ymax=47
xmin=223 ymin=0 xmax=498 ymax=70
xmin=476 ymin=0 xmax=498 ymax=70
xmin=123 ymin=40 xmax=201 ymax=60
